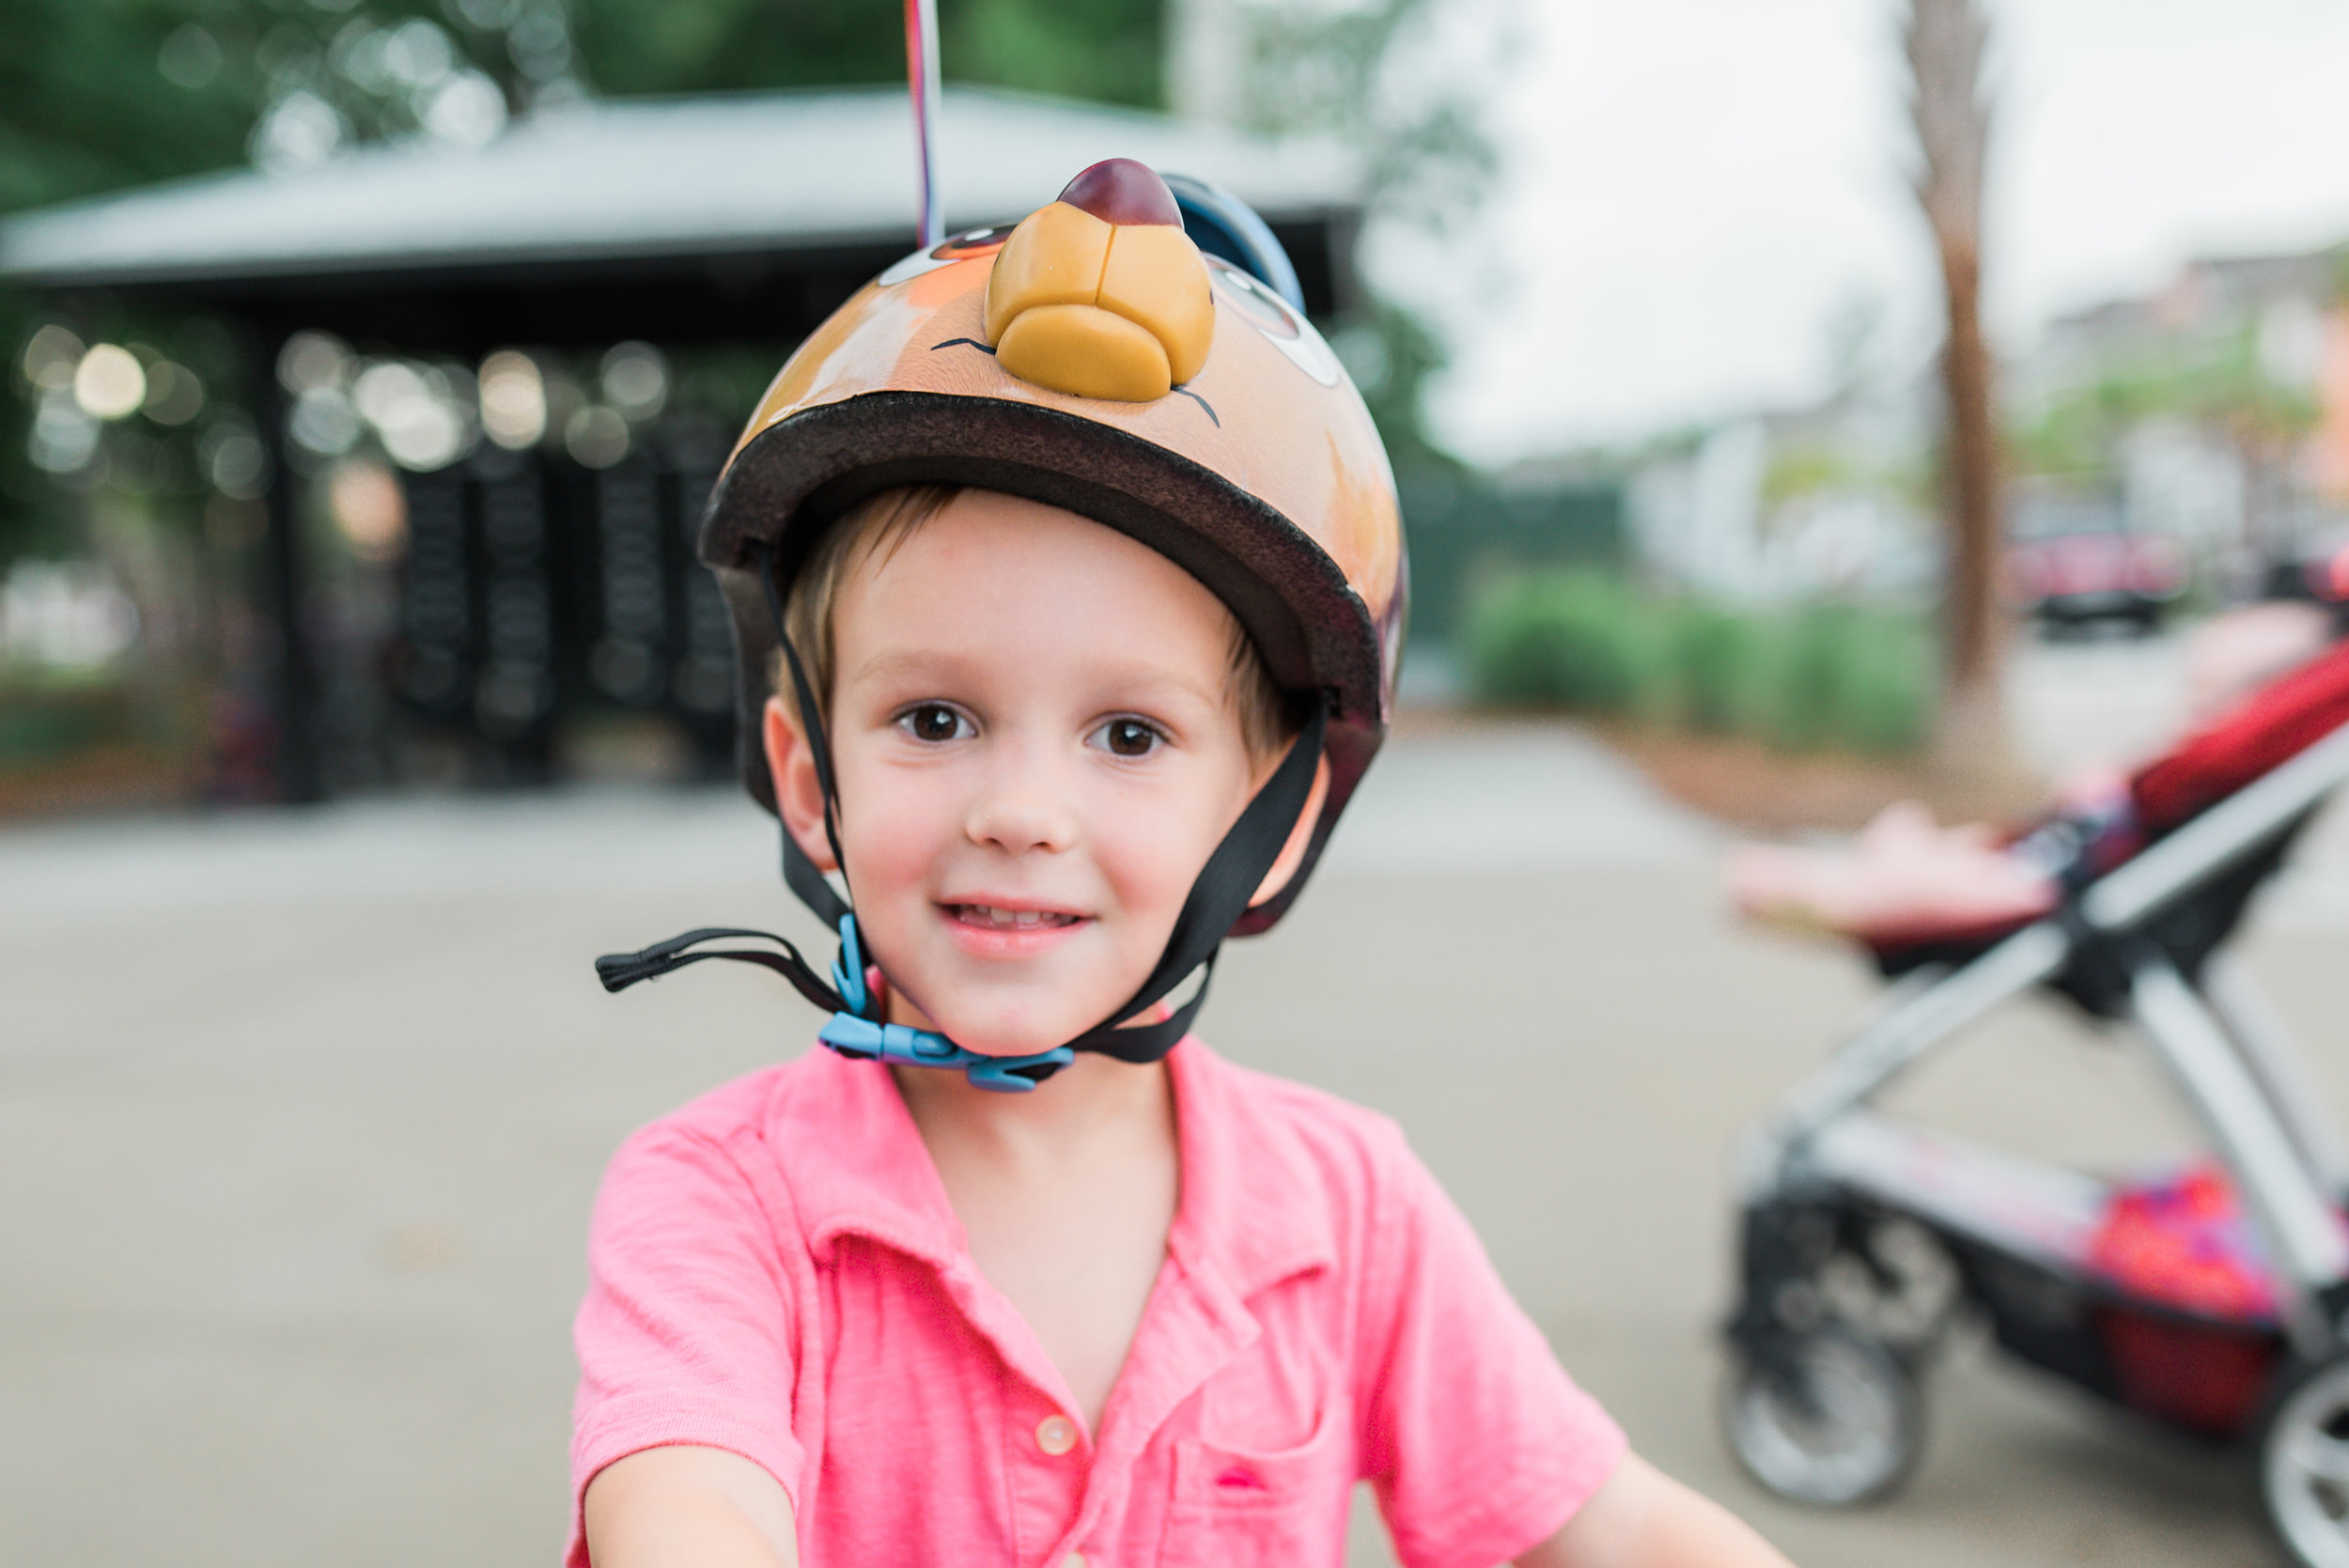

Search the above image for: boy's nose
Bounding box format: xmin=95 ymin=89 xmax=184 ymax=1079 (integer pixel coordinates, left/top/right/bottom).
xmin=965 ymin=753 xmax=1079 ymax=854
xmin=966 ymin=796 xmax=1078 ymax=854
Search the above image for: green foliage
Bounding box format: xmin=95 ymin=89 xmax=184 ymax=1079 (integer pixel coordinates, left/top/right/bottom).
xmin=573 ymin=0 xmax=1164 ymax=108
xmin=1462 ymin=570 xmax=1669 ymax=716
xmin=2011 ymin=318 xmax=2323 ymax=482
xmin=1671 ymin=604 xmax=1766 ymax=735
xmin=1238 ymin=0 xmax=1498 ymax=466
xmin=0 ymin=0 xmax=1168 ymax=220
xmin=2 ymin=1 xmax=253 ymax=214
xmin=1759 ymin=442 xmax=1855 ymax=508
xmin=1761 ymin=603 xmax=1936 ymax=754
xmin=0 ymin=675 xmax=136 ymax=767
xmin=1464 ymin=571 xmax=1937 ymax=755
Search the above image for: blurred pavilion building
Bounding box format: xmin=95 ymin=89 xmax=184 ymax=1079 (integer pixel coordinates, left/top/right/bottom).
xmin=0 ymin=87 xmax=1361 ymax=801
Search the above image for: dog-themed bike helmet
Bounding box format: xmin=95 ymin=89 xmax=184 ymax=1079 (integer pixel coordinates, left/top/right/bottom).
xmin=597 ymin=157 xmax=1407 ymax=1089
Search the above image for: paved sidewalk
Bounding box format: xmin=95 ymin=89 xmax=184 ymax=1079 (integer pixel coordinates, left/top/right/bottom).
xmin=3 ymin=706 xmax=2339 ymax=1567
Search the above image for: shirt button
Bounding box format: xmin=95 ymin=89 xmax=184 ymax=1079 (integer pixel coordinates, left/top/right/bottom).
xmin=1035 ymin=1413 xmax=1078 ymax=1455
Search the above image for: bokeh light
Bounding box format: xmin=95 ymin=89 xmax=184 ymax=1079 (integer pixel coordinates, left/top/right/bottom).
xmin=141 ymin=361 xmax=206 ymax=426
xmin=277 ymin=331 xmax=353 ymax=396
xmin=72 ymin=345 xmax=147 ymax=420
xmin=565 ymin=404 xmax=630 ymax=468
xmin=20 ymin=324 xmax=83 ymax=391
xmin=200 ymin=420 xmax=270 ymax=500
xmin=329 ymin=458 xmax=410 ymax=562
xmin=601 ymin=342 xmax=668 ymax=421
xmin=478 ymin=349 xmax=547 ymax=448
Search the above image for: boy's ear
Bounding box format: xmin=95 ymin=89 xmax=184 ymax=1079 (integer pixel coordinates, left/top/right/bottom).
xmin=762 ymin=695 xmax=840 ymax=874
xmin=1248 ymin=752 xmax=1331 ymax=909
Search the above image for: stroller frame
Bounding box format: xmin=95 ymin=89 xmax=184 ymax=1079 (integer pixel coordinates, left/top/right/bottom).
xmin=1725 ymin=719 xmax=2349 ymax=1561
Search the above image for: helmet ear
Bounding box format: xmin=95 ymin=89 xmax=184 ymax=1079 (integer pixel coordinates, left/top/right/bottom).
xmin=1163 ymin=172 xmax=1307 ymax=315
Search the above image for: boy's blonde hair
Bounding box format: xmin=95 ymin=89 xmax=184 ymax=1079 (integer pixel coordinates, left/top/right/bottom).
xmin=772 ymin=484 xmax=1298 ymax=761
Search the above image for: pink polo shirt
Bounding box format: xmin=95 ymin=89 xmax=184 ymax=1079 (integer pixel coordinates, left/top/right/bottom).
xmin=569 ymin=1040 xmax=1625 ymax=1568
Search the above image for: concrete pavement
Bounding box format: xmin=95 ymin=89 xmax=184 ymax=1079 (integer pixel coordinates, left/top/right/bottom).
xmin=4 ymin=643 xmax=2343 ymax=1567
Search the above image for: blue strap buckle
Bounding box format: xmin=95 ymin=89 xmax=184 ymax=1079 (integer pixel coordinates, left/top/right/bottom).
xmin=817 ymin=1013 xmax=1074 ymax=1092
xmin=817 ymin=914 xmax=1072 ymax=1092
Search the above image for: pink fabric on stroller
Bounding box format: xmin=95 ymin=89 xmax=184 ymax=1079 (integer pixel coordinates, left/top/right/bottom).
xmin=1728 ymin=630 xmax=2349 ymax=954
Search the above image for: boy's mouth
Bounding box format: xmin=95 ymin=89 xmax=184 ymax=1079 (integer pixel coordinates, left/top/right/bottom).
xmin=947 ymin=904 xmax=1083 ymax=931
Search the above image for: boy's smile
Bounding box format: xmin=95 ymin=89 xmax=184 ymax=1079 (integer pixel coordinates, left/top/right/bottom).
xmin=765 ymin=489 xmax=1319 ymax=1061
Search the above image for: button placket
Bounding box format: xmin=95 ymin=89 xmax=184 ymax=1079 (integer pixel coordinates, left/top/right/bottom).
xmin=1035 ymin=1412 xmax=1079 ymax=1456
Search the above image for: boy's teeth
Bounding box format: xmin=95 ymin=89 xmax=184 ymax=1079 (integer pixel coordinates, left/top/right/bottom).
xmin=968 ymin=905 xmax=1066 ymax=928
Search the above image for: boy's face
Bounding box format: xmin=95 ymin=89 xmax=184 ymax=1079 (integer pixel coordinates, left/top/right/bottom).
xmin=765 ymin=489 xmax=1314 ymax=1060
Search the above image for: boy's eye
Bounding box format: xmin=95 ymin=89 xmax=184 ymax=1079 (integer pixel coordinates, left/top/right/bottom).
xmin=1091 ymin=718 xmax=1161 ymax=758
xmin=898 ymin=705 xmax=972 ymax=743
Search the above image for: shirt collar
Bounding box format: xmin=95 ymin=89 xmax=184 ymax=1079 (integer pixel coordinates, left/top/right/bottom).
xmin=780 ymin=1045 xmax=970 ymax=1274
xmin=1163 ymin=1038 xmax=1338 ymax=1298
xmin=775 ymin=1038 xmax=1336 ymax=1298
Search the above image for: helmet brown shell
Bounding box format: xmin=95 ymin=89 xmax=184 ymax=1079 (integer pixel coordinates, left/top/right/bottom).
xmin=699 ymin=222 xmax=1406 ymax=933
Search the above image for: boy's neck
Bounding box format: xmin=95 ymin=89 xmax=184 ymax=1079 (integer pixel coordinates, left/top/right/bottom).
xmin=879 ymin=976 xmax=1179 ymax=1166
xmin=888 ymin=1049 xmax=1175 ymax=1169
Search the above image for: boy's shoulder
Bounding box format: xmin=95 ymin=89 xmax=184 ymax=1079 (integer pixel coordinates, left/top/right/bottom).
xmin=601 ymin=1050 xmax=843 ymax=1192
xmin=629 ymin=1057 xmax=804 ymax=1144
xmin=1174 ymin=1041 xmax=1432 ymax=1210
xmin=1190 ymin=1044 xmax=1404 ymax=1147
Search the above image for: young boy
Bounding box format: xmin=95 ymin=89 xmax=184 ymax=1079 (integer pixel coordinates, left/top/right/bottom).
xmin=573 ymin=162 xmax=1796 ymax=1568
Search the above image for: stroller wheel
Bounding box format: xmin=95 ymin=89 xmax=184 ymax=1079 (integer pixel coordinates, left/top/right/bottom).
xmin=1822 ymin=1219 xmax=1961 ymax=1357
xmin=1724 ymin=1327 xmax=1921 ymax=1505
xmin=2260 ymin=1357 xmax=2349 ymax=1568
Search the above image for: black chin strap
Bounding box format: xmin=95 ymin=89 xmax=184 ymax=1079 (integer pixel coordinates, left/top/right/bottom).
xmin=1053 ymin=698 xmax=1323 ymax=1062
xmin=596 ymin=539 xmax=1325 ymax=1083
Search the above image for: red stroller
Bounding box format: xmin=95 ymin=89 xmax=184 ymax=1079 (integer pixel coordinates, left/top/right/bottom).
xmin=1724 ymin=636 xmax=2349 ymax=1567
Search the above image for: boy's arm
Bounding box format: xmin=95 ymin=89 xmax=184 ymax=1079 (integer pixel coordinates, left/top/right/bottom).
xmin=583 ymin=1445 xmax=799 ymax=1568
xmin=1516 ymin=1453 xmax=1795 ymax=1568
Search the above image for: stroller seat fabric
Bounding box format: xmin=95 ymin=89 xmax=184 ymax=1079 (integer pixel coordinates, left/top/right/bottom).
xmin=2132 ymin=634 xmax=2349 ymax=833
xmin=1866 ymin=635 xmax=2349 ymax=973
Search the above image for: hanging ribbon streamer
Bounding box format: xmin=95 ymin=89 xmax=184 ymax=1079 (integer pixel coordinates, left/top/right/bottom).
xmin=904 ymin=0 xmax=944 ymax=248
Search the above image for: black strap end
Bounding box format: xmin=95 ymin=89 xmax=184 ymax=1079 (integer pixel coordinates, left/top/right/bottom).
xmin=595 ymin=951 xmax=665 ymax=993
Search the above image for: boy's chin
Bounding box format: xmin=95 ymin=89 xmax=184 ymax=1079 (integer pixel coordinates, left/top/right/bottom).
xmin=926 ymin=997 xmax=1131 ymax=1062
xmin=939 ymin=1020 xmax=1090 ymax=1061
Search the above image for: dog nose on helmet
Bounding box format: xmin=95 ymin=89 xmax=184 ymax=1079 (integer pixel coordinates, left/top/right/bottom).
xmin=981 ymin=159 xmax=1215 ymax=403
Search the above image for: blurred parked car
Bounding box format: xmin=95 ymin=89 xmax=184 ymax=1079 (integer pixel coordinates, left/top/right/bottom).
xmin=2008 ymin=495 xmax=2186 ymax=635
xmin=2261 ymin=535 xmax=2349 ymax=614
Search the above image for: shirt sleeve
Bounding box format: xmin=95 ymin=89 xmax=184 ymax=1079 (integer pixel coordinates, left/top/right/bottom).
xmin=1355 ymin=1134 xmax=1627 ymax=1568
xmin=567 ymin=1122 xmax=805 ymax=1567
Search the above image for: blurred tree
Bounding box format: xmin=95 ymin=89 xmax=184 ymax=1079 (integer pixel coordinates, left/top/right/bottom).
xmin=1 ymin=0 xmax=1163 ymax=216
xmin=572 ymin=0 xmax=1162 ymax=108
xmin=1906 ymin=0 xmax=2012 ymax=784
xmin=1237 ymin=0 xmax=1499 ymax=470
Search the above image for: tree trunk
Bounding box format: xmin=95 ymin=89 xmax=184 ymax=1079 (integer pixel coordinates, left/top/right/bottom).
xmin=1931 ymin=234 xmax=2016 ymax=791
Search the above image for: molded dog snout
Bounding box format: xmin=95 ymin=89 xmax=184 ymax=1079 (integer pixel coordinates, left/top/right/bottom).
xmin=983 ymin=159 xmax=1214 ymax=402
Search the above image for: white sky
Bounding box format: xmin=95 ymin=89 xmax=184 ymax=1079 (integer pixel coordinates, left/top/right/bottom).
xmin=1409 ymin=0 xmax=2349 ymax=466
